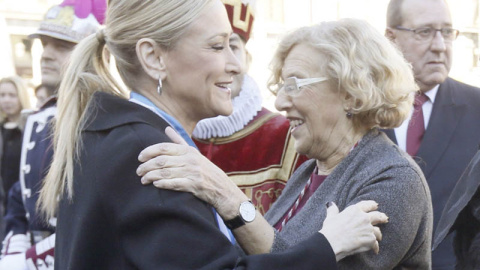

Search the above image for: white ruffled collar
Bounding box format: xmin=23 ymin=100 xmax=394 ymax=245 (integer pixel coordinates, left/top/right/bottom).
xmin=192 ymin=74 xmax=263 ymax=139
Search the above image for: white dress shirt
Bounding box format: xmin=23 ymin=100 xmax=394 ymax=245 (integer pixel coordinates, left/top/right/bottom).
xmin=394 ymin=85 xmax=439 ymax=152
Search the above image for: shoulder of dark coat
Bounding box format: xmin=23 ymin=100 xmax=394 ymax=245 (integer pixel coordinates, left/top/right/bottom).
xmin=83 ymin=91 xmax=169 ymax=132
xmin=442 ymin=77 xmax=480 ymax=106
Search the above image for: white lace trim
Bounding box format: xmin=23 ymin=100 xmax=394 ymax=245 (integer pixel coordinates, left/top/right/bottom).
xmin=192 ymin=74 xmax=263 ymax=139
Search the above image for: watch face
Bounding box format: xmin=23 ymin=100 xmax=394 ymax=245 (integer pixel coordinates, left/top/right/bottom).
xmin=239 ymin=201 xmax=256 ymax=223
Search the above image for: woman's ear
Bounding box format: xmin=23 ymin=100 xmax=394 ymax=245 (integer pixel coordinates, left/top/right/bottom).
xmin=343 ymin=92 xmax=355 ymax=111
xmin=136 ymin=38 xmax=166 ymax=81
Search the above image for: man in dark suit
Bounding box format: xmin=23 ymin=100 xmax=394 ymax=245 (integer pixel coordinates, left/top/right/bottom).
xmin=384 ymin=0 xmax=480 ymax=269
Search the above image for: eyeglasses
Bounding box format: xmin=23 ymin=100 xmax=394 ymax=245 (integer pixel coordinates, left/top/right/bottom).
xmin=270 ymin=77 xmax=328 ymax=96
xmin=395 ymin=26 xmax=459 ymax=42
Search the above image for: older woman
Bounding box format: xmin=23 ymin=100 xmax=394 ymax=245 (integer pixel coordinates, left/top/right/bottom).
xmin=138 ymin=18 xmax=433 ymax=269
xmin=39 ymin=1 xmax=385 ymax=269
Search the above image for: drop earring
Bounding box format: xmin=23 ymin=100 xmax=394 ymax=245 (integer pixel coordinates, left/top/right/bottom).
xmin=346 ymin=110 xmax=353 ymax=119
xmin=157 ymin=77 xmax=162 ymax=95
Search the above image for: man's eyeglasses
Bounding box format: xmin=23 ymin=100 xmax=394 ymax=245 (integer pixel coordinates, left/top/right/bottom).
xmin=270 ymin=77 xmax=328 ymax=96
xmin=395 ymin=26 xmax=459 ymax=42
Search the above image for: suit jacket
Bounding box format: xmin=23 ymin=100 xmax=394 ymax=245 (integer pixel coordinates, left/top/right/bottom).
xmin=265 ymin=130 xmax=433 ymax=269
xmin=55 ymin=91 xmax=338 ymax=270
xmin=383 ymin=77 xmax=480 ymax=270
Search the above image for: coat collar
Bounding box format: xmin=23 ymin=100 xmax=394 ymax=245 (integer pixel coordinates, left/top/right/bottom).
xmin=416 ymin=78 xmax=466 ymax=177
xmin=83 ymin=91 xmax=167 ymax=132
xmin=39 ymin=95 xmax=58 ymax=110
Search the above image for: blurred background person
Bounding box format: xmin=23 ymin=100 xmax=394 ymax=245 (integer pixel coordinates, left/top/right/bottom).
xmin=0 ymin=1 xmax=104 ymax=269
xmin=384 ymin=0 xmax=480 ymax=268
xmin=192 ymin=0 xmax=307 ymax=215
xmin=138 ymin=18 xmax=432 ymax=269
xmin=0 ymin=75 xmax=32 ymax=250
xmin=0 ymin=76 xmax=31 ymax=208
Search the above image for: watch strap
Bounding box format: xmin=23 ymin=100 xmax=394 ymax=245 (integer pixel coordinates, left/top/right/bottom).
xmin=224 ymin=216 xmax=245 ymax=230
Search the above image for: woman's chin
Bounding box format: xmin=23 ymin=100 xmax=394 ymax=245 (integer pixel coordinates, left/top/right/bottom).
xmin=217 ymin=105 xmax=233 ymax=117
xmin=294 ymin=141 xmax=307 ymax=156
xmin=203 ymin=107 xmax=233 ymax=120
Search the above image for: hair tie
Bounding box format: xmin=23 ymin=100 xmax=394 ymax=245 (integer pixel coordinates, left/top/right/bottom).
xmin=96 ymin=29 xmax=105 ymax=44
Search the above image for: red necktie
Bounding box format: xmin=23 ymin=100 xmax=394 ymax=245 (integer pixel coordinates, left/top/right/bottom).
xmin=406 ymin=93 xmax=429 ymax=156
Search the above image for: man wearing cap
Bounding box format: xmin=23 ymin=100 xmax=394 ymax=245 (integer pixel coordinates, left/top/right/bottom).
xmin=0 ymin=1 xmax=104 ymax=269
xmin=192 ymin=0 xmax=308 ymax=216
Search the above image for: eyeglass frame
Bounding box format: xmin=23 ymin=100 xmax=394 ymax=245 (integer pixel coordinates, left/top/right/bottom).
xmin=393 ymin=26 xmax=460 ymax=42
xmin=270 ymin=77 xmax=328 ymax=96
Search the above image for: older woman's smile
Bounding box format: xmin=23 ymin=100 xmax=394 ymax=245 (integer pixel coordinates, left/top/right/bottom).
xmin=289 ymin=118 xmax=305 ymax=133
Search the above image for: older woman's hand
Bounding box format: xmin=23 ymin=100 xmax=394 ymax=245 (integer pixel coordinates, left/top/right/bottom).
xmin=320 ymin=201 xmax=388 ymax=262
xmin=137 ymin=127 xmax=250 ymax=220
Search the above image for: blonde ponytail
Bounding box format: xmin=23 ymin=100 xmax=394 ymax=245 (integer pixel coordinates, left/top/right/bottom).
xmin=39 ymin=33 xmax=127 ymax=219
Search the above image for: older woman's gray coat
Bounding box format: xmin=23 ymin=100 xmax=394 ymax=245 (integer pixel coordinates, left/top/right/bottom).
xmin=265 ymin=129 xmax=433 ymax=269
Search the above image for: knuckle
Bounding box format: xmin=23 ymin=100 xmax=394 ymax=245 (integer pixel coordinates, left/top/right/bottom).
xmin=158 ymin=144 xmax=169 ymax=153
xmin=159 ymin=169 xmax=171 ymax=178
xmin=155 ymin=157 xmax=166 ymax=167
xmin=170 ymin=181 xmax=181 ymax=191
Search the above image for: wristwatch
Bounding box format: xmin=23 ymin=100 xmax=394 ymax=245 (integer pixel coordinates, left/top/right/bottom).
xmin=224 ymin=201 xmax=256 ymax=230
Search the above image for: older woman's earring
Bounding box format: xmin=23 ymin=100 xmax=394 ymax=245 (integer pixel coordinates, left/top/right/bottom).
xmin=346 ymin=110 xmax=353 ymax=119
xmin=157 ymin=78 xmax=162 ymax=95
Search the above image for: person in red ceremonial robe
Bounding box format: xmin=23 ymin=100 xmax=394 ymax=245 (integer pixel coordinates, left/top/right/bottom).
xmin=192 ymin=0 xmax=308 ymax=215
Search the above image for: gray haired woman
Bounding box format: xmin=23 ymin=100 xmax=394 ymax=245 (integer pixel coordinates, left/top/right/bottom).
xmin=138 ymin=18 xmax=432 ymax=269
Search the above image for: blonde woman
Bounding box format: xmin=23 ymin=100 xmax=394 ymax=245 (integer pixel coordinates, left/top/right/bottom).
xmin=0 ymin=76 xmax=31 ymax=205
xmin=0 ymin=75 xmax=31 ymax=255
xmin=138 ymin=19 xmax=433 ymax=269
xmin=40 ymin=1 xmax=387 ymax=269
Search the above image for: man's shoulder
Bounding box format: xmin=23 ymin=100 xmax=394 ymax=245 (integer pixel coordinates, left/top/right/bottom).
xmin=443 ymin=77 xmax=480 ymax=99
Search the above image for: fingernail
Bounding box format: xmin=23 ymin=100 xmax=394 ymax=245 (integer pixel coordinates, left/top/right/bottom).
xmin=326 ymin=201 xmax=333 ymax=208
xmin=138 ymin=153 xmax=144 ymax=161
xmin=141 ymin=177 xmax=146 ymax=184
